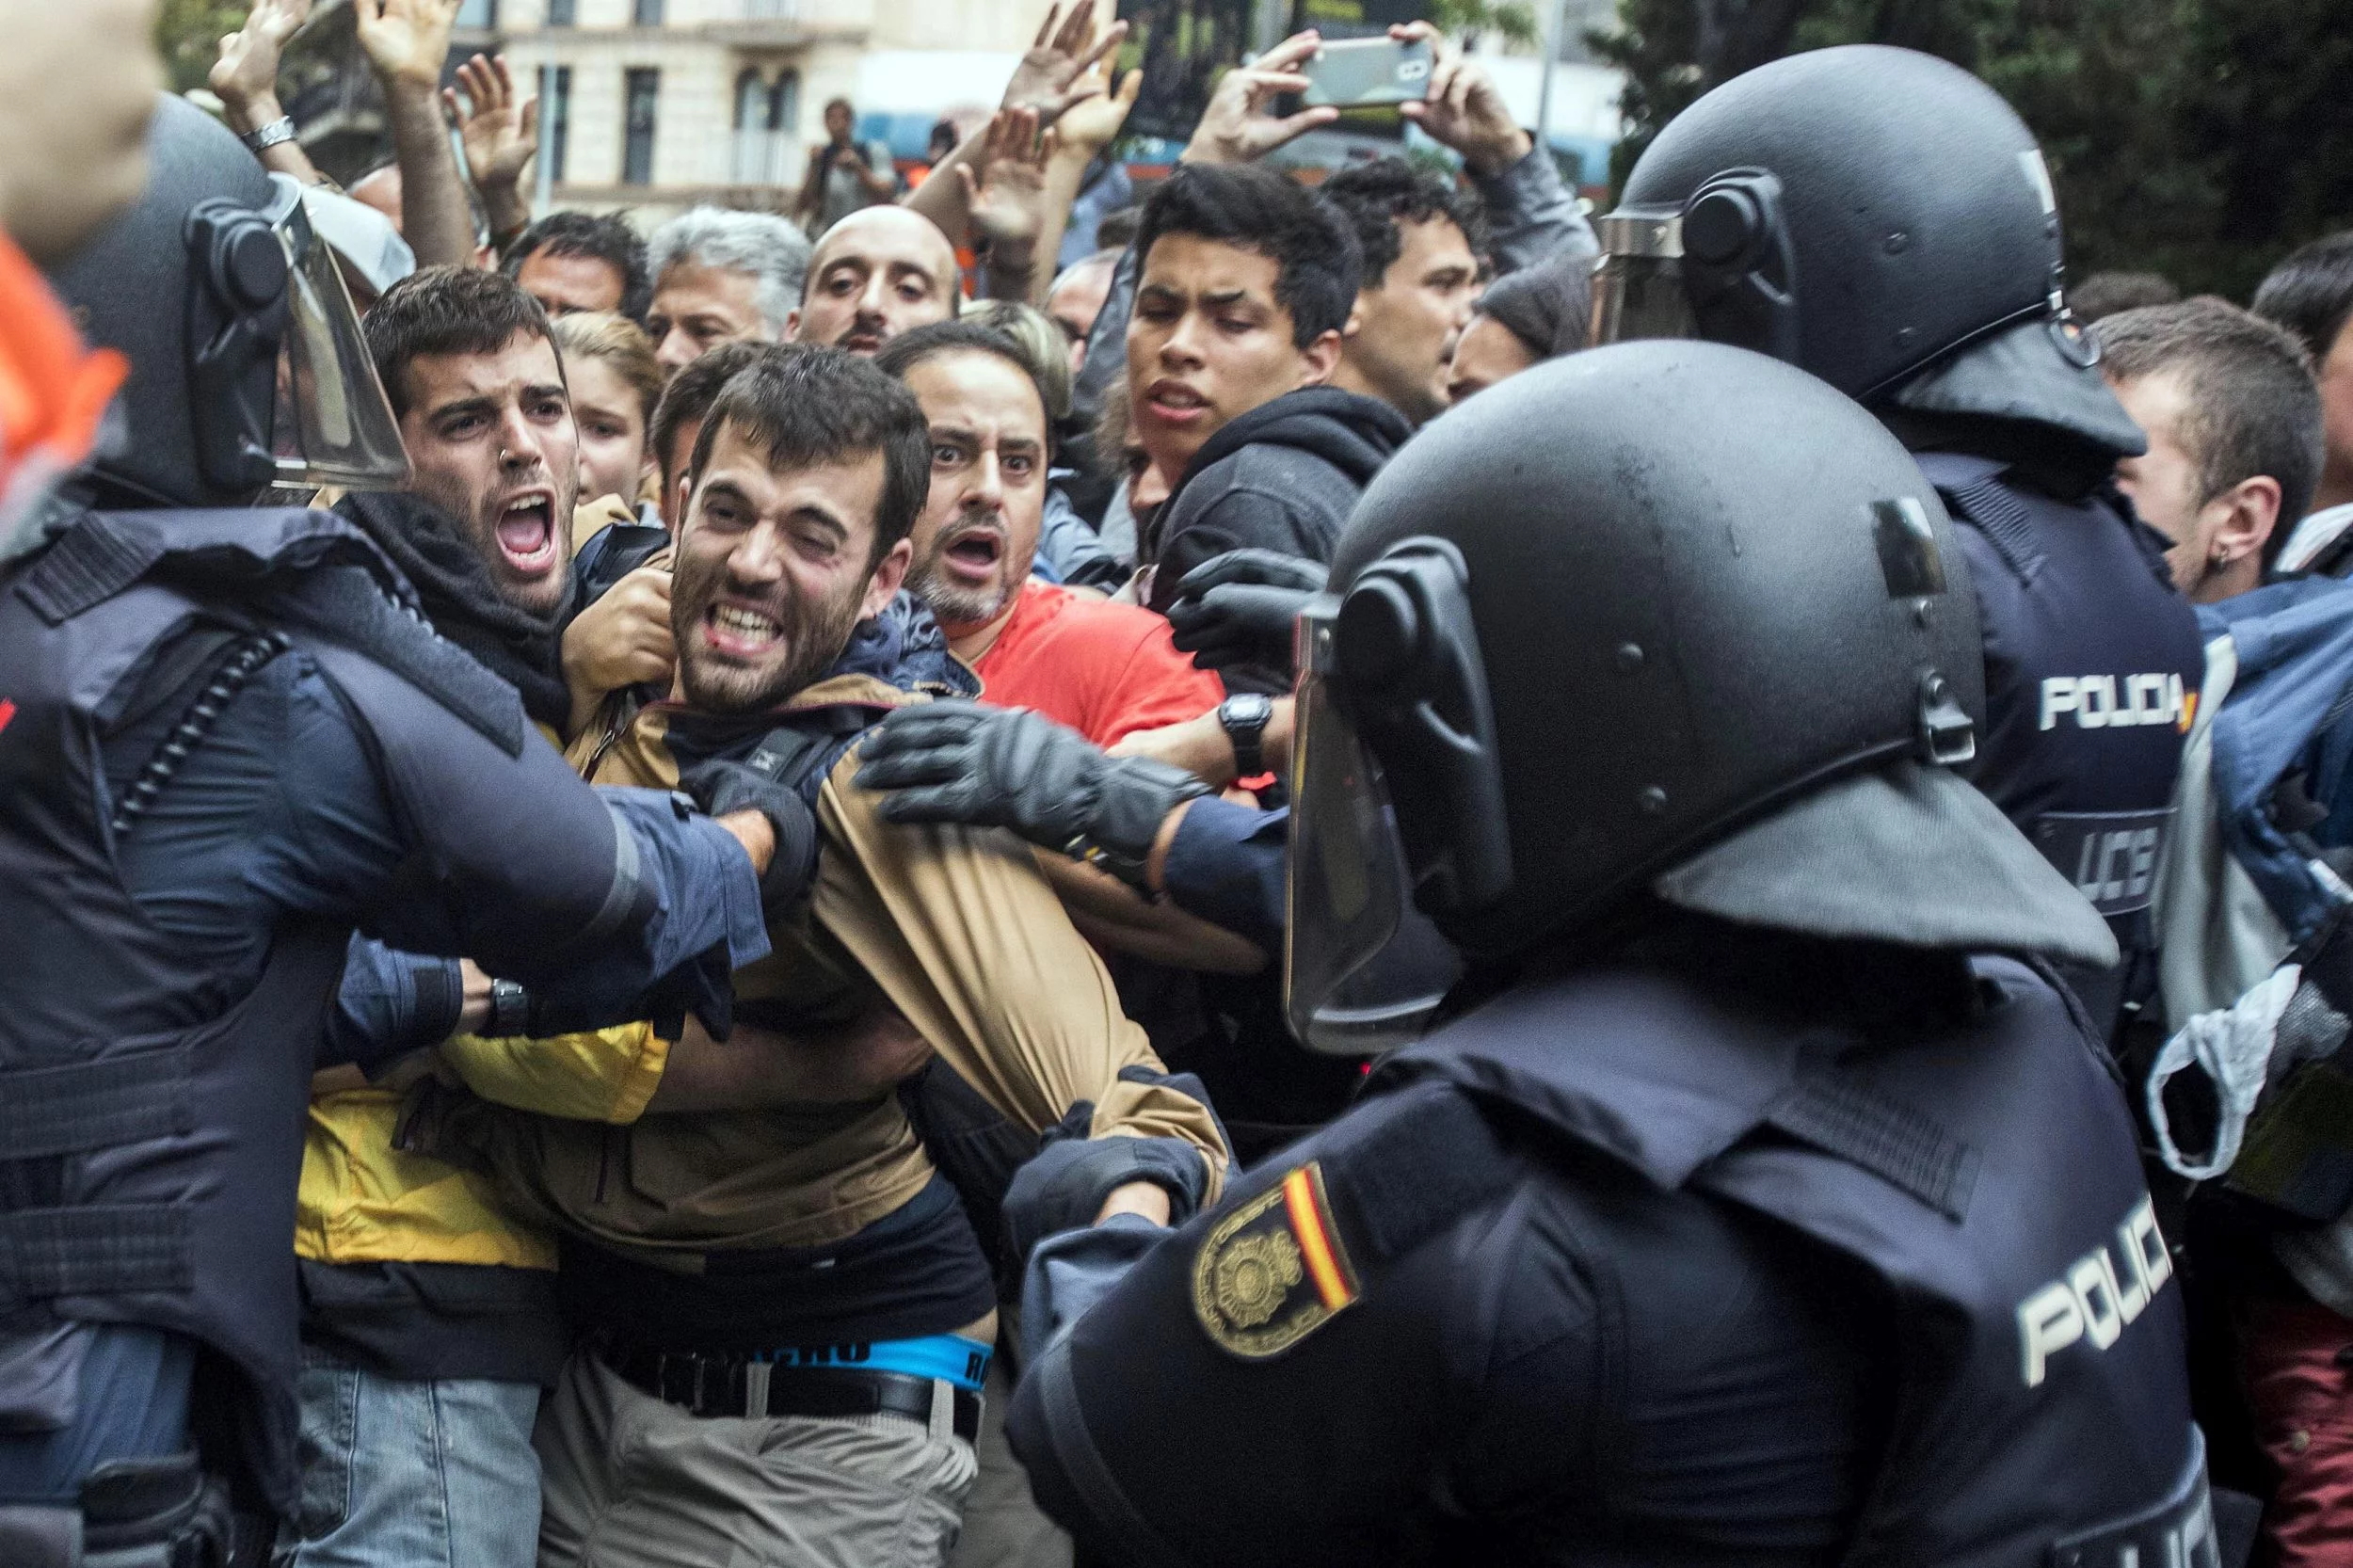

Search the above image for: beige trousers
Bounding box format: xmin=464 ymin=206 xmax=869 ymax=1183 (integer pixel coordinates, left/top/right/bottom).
xmin=534 ymin=1349 xmax=977 ymax=1568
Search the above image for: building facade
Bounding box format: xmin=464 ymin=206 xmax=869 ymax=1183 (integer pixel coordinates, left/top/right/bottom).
xmin=476 ymin=0 xmax=1040 ymax=222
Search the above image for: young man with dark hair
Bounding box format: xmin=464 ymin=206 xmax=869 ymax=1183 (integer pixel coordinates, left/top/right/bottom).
xmin=358 ymin=265 xmax=579 ymax=627
xmin=649 ymin=339 xmax=785 ymax=525
xmin=285 ymin=265 xmax=789 ymax=1568
xmin=418 ymin=348 xmax=1228 ymax=1568
xmin=2096 ymin=297 xmax=2326 ymax=602
xmin=506 ymin=209 xmax=654 ymax=326
xmin=1318 ymin=156 xmax=1486 ymax=425
xmin=2253 ymin=232 xmax=2353 ymax=571
xmin=1126 ymin=163 xmax=1408 ymax=683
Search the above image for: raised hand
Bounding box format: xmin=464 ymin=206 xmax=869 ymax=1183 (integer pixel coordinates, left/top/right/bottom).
xmin=1391 ymin=20 xmax=1531 ymax=177
xmin=1002 ymin=1 xmax=1128 ymax=124
xmin=956 ymin=107 xmax=1053 ymax=251
xmin=1051 ymin=63 xmax=1142 ymax=158
xmin=352 ymin=0 xmax=460 ymax=91
xmin=445 ymin=53 xmax=539 ymax=192
xmin=1180 ymin=31 xmax=1338 ymax=166
xmin=210 ymin=0 xmax=312 ymax=130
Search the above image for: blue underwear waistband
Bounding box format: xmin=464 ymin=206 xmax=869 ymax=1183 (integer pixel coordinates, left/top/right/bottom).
xmin=754 ymin=1334 xmax=991 ymax=1391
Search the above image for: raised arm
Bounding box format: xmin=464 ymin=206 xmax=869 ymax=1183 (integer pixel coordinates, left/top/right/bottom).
xmin=353 ymin=0 xmax=476 ymax=267
xmin=445 ymin=53 xmax=538 ymax=258
xmin=211 ymin=0 xmax=328 ymax=186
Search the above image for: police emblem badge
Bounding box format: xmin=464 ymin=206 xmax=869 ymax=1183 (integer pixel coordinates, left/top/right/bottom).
xmin=1192 ymin=1161 xmax=1361 ymax=1358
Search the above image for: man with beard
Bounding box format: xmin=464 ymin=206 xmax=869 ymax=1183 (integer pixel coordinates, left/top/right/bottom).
xmin=410 ymin=349 xmax=1228 ymax=1568
xmin=282 ymin=266 xmax=812 ymax=1568
xmin=789 ymin=203 xmax=962 ymax=357
xmin=879 ymin=320 xmax=1223 ymax=747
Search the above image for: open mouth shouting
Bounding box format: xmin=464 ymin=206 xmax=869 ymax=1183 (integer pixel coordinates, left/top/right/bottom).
xmin=937 ymin=522 xmax=1006 ymax=588
xmin=1143 ymin=377 xmax=1211 ymax=428
xmin=701 ymin=595 xmax=787 ymax=661
xmin=492 ymin=488 xmax=562 ymax=580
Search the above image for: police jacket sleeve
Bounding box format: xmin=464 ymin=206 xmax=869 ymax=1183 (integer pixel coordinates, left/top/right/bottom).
xmin=1006 ymin=1097 xmax=1531 ymax=1568
xmin=323 ymin=936 xmax=465 ymax=1074
xmin=1472 ymin=145 xmax=1598 ymax=277
xmin=320 ymin=648 xmax=770 ymax=1022
xmin=1160 ymin=800 xmax=1288 ymax=952
xmin=810 ymin=746 xmax=1230 ymax=1210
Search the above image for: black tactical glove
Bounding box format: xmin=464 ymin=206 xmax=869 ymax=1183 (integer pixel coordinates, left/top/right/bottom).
xmin=852 ymin=701 xmax=1209 ymax=888
xmin=677 ymin=759 xmax=821 ymax=916
xmin=1164 ymin=548 xmax=1328 ymax=677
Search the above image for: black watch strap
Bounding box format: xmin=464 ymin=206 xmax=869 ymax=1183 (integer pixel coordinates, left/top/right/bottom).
xmin=1220 ymin=696 xmax=1271 ymax=776
xmin=487 ymin=978 xmax=533 ymax=1038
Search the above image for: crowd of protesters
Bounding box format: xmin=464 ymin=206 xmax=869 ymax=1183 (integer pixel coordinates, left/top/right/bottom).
xmin=12 ymin=0 xmax=2353 ymax=1564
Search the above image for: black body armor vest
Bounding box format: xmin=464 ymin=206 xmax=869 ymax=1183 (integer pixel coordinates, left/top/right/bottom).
xmin=1917 ymin=452 xmax=2205 ymax=1033
xmin=0 ymin=506 xmax=526 ymax=1509
xmin=1012 ymin=944 xmax=2212 ymax=1567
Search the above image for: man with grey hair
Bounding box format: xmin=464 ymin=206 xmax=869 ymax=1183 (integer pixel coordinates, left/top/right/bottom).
xmin=645 ymin=204 xmax=811 ymax=375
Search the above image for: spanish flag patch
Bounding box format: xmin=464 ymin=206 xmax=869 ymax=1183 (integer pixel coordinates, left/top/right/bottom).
xmin=1191 ymin=1161 xmax=1361 ymax=1359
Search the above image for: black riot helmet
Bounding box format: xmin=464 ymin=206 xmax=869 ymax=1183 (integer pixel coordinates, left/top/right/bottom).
xmin=1285 ymin=340 xmax=2116 ymax=1051
xmin=47 ymin=94 xmax=407 ymax=510
xmin=1593 ymin=45 xmax=2131 ymax=443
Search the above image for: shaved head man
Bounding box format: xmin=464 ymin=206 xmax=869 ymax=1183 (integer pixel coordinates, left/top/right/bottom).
xmin=788 ymin=204 xmax=960 ymax=357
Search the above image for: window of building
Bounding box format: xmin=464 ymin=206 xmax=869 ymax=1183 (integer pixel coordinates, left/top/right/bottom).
xmin=633 ymin=0 xmax=665 ymax=23
xmin=733 ymin=69 xmax=764 ymax=131
xmin=546 ymin=0 xmax=575 ymax=24
xmin=456 ymin=0 xmax=498 ymax=24
xmin=623 ymin=69 xmax=660 ymax=185
xmin=769 ymin=71 xmax=800 ymax=135
xmin=544 ymin=65 xmax=572 ymax=184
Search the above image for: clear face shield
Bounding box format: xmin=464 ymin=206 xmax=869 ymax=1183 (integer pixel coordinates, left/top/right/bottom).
xmin=1587 ymin=211 xmax=1697 ymax=349
xmin=261 ymin=176 xmax=409 ymax=490
xmin=1284 ymin=597 xmax=1465 ymax=1058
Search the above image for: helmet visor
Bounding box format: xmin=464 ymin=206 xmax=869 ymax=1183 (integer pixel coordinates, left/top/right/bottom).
xmin=267 ymin=180 xmax=409 ymax=490
xmin=1284 ymin=598 xmax=1464 ymax=1057
xmin=1587 ymin=212 xmax=1697 ymax=349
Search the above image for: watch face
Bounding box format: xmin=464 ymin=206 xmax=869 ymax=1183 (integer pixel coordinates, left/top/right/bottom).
xmin=1226 ymin=694 xmax=1273 ymax=727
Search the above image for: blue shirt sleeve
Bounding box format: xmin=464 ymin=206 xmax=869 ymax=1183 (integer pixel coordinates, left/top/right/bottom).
xmin=1161 ymin=799 xmax=1288 ymax=953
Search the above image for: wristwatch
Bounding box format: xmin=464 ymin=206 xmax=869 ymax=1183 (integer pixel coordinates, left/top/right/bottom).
xmin=1217 ymin=692 xmax=1275 ymax=777
xmin=240 ymin=116 xmax=298 ymax=153
xmin=487 ymin=978 xmax=533 ymax=1038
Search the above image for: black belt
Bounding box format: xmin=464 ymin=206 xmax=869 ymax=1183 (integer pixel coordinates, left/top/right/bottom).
xmin=603 ymin=1342 xmax=982 ymax=1441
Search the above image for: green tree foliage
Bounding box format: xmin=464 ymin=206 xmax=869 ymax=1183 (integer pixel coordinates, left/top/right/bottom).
xmin=155 ymin=0 xmax=253 ymax=97
xmin=1594 ymin=0 xmax=2353 ymax=298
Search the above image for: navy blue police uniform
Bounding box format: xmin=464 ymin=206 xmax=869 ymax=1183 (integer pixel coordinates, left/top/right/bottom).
xmin=1007 ymin=926 xmax=2215 ymax=1568
xmin=1920 ymin=454 xmax=2205 ymax=1035
xmin=0 ymin=506 xmax=769 ymax=1539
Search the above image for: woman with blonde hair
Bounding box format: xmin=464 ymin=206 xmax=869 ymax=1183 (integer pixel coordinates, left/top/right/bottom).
xmin=550 ymin=311 xmax=664 ymax=540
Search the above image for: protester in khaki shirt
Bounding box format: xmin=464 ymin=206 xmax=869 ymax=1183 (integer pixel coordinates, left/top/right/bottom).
xmin=411 ymin=349 xmax=1227 ymax=1568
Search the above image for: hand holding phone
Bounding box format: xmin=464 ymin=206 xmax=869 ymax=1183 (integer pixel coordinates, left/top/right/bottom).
xmin=1299 ymin=37 xmax=1434 ymax=110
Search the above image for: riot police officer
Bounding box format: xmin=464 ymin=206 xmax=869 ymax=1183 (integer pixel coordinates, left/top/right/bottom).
xmin=1587 ymin=45 xmax=2203 ymax=1038
xmin=0 ymin=99 xmax=793 ymax=1566
xmin=1000 ymin=341 xmax=2216 ymax=1565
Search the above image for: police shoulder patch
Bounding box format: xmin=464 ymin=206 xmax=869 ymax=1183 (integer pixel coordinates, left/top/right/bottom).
xmin=1192 ymin=1160 xmax=1361 ymax=1359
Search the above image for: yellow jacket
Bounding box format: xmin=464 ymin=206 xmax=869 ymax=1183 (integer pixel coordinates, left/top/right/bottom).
xmin=293 ymin=1024 xmax=673 ymax=1271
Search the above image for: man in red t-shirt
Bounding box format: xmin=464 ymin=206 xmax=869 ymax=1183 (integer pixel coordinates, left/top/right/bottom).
xmin=874 ymin=320 xmax=1239 ymax=753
